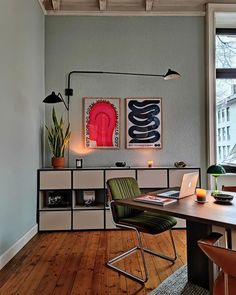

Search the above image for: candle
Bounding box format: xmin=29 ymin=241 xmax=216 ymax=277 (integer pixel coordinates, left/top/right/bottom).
xmin=148 ymin=160 xmax=153 ymax=168
xmin=196 ymin=188 xmax=207 ymax=202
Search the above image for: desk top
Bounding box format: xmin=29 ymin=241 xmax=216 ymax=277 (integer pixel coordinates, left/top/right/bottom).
xmin=114 ymin=191 xmax=236 ymax=230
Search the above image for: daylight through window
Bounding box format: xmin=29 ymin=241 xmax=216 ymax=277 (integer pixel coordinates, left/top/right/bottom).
xmin=215 ymin=29 xmax=236 ymax=166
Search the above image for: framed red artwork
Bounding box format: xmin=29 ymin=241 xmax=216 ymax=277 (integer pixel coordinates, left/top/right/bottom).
xmin=84 ymin=97 xmax=120 ymax=149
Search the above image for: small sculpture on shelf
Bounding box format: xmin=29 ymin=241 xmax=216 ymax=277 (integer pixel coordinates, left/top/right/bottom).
xmin=115 ymin=162 xmax=126 ymax=167
xmin=84 ymin=199 xmax=95 ymax=206
xmin=47 ymin=192 xmax=71 ymax=208
xmin=174 ymin=161 xmax=186 ymax=168
xmin=83 ymin=190 xmax=95 ymax=207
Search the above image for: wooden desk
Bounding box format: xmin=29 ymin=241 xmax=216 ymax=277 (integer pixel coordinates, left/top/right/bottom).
xmin=114 ymin=192 xmax=236 ymax=293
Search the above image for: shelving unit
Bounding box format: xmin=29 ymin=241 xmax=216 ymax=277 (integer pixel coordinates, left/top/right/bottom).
xmin=72 ymin=169 xmax=105 ymax=230
xmin=37 ymin=167 xmax=201 ymax=231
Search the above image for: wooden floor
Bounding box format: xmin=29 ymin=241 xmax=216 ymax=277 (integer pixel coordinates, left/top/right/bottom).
xmin=0 ymin=230 xmax=186 ymax=295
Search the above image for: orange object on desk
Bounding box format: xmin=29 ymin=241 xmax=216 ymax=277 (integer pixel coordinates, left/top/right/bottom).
xmin=196 ymin=188 xmax=207 ymax=201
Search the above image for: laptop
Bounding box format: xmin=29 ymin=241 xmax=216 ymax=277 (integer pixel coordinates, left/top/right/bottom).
xmin=156 ymin=172 xmax=199 ymax=199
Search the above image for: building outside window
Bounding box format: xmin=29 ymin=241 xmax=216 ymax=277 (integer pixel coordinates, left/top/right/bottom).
xmin=222 ymin=109 xmax=225 ymax=122
xmin=227 ymin=126 xmax=230 ymax=140
xmin=218 ymin=110 xmax=221 ymax=123
xmin=223 ymin=146 xmax=226 ymax=158
xmin=218 ymin=128 xmax=221 ymax=141
xmin=226 ymin=107 xmax=230 ymax=121
xmin=222 ymin=127 xmax=226 ymax=141
xmin=218 ymin=146 xmax=221 ymax=160
xmin=215 ymin=29 xmax=236 ymax=166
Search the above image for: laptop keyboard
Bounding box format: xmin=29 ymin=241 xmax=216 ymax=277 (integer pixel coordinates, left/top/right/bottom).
xmin=168 ymin=192 xmax=180 ymax=198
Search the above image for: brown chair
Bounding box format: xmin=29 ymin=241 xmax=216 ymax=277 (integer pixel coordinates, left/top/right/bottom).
xmin=222 ymin=186 xmax=236 ymax=248
xmin=222 ymin=186 xmax=236 ymax=192
xmin=198 ymin=232 xmax=236 ymax=295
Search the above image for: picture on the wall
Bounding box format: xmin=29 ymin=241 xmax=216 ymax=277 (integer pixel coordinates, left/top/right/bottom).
xmin=84 ymin=97 xmax=120 ymax=149
xmin=126 ymin=97 xmax=162 ymax=149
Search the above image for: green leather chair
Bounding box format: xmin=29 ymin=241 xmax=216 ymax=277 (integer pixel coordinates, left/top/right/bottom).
xmin=106 ymin=177 xmax=177 ymax=283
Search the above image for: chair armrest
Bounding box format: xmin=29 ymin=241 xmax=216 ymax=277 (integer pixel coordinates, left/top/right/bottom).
xmin=198 ymin=232 xmax=223 ymax=246
xmin=198 ymin=232 xmax=236 ymax=277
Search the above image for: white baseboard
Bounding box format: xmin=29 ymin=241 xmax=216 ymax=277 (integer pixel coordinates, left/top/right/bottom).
xmin=0 ymin=224 xmax=38 ymax=270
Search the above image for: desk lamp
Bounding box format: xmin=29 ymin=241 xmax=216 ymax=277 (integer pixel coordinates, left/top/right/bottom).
xmin=207 ymin=164 xmax=226 ymax=196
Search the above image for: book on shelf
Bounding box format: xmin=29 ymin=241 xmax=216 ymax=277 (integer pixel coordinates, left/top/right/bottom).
xmin=134 ymin=195 xmax=177 ymax=206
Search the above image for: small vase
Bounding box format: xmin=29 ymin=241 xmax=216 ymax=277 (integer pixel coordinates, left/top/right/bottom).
xmin=52 ymin=157 xmax=65 ymax=169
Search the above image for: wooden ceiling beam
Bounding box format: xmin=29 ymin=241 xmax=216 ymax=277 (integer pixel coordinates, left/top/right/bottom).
xmin=38 ymin=0 xmax=47 ymax=13
xmin=99 ymin=0 xmax=107 ymax=11
xmin=41 ymin=0 xmax=207 ymax=16
xmin=146 ymin=0 xmax=154 ymax=11
xmin=42 ymin=0 xmax=52 ymax=10
xmin=51 ymin=0 xmax=61 ymax=10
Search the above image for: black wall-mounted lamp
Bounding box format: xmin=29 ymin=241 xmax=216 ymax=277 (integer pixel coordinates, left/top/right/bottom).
xmin=162 ymin=69 xmax=181 ymax=80
xmin=43 ymin=91 xmax=69 ymax=111
xmin=43 ymin=69 xmax=181 ymax=111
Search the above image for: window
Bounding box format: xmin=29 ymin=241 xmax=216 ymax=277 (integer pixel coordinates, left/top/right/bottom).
xmin=222 ymin=127 xmax=226 ymax=141
xmin=218 ymin=128 xmax=221 ymax=141
xmin=215 ymin=29 xmax=236 ymax=166
xmin=226 ymin=107 xmax=230 ymax=121
xmin=223 ymin=146 xmax=226 ymax=158
xmin=222 ymin=109 xmax=225 ymax=122
xmin=227 ymin=126 xmax=230 ymax=140
xmin=218 ymin=146 xmax=222 ymax=160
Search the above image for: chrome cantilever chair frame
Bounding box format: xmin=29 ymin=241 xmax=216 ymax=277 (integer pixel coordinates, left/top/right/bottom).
xmin=107 ymin=200 xmax=177 ymax=284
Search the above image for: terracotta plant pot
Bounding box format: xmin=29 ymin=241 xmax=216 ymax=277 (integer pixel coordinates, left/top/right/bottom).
xmin=52 ymin=157 xmax=65 ymax=169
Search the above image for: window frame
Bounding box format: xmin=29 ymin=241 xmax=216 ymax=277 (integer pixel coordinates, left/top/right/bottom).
xmin=215 ymin=28 xmax=236 ymax=169
xmin=207 ymin=4 xmax=236 ymax=174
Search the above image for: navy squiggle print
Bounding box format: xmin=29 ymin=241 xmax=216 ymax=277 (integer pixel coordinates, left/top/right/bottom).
xmin=128 ymin=100 xmax=161 ymax=144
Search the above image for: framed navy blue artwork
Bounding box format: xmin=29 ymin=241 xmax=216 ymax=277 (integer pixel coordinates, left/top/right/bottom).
xmin=125 ymin=97 xmax=162 ymax=149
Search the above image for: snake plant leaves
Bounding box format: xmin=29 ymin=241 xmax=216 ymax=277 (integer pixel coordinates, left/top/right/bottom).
xmin=45 ymin=107 xmax=71 ymax=157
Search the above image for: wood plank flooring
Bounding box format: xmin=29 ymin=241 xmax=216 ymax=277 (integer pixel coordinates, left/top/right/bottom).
xmin=0 ymin=230 xmax=186 ymax=295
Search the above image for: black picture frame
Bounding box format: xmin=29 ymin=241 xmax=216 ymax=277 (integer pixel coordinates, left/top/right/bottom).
xmin=125 ymin=97 xmax=163 ymax=149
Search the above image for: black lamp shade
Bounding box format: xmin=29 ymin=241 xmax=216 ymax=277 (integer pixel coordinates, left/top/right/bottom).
xmin=43 ymin=92 xmax=62 ymax=104
xmin=207 ymin=164 xmax=226 ymax=176
xmin=164 ymin=69 xmax=181 ymax=80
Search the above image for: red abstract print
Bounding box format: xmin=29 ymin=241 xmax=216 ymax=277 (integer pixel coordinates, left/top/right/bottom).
xmin=87 ymin=101 xmax=118 ymax=147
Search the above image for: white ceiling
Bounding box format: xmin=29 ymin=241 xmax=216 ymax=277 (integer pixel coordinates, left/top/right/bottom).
xmin=39 ymin=0 xmax=236 ymax=16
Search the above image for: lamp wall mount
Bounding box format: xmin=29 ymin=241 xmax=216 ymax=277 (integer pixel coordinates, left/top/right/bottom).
xmin=65 ymin=88 xmax=73 ymax=97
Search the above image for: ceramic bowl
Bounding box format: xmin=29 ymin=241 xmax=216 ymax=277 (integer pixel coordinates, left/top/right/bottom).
xmin=214 ymin=193 xmax=234 ymax=204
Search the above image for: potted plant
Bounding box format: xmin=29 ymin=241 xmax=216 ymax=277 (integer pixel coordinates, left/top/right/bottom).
xmin=45 ymin=107 xmax=71 ymax=168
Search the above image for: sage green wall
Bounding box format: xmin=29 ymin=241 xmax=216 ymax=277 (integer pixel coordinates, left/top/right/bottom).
xmin=0 ymin=0 xmax=44 ymax=256
xmin=45 ymin=16 xmax=206 ymax=172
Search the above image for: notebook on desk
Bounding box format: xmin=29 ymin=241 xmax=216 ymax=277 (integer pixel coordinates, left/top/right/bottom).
xmin=134 ymin=195 xmax=177 ymax=206
xmin=156 ymin=172 xmax=199 ymax=199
